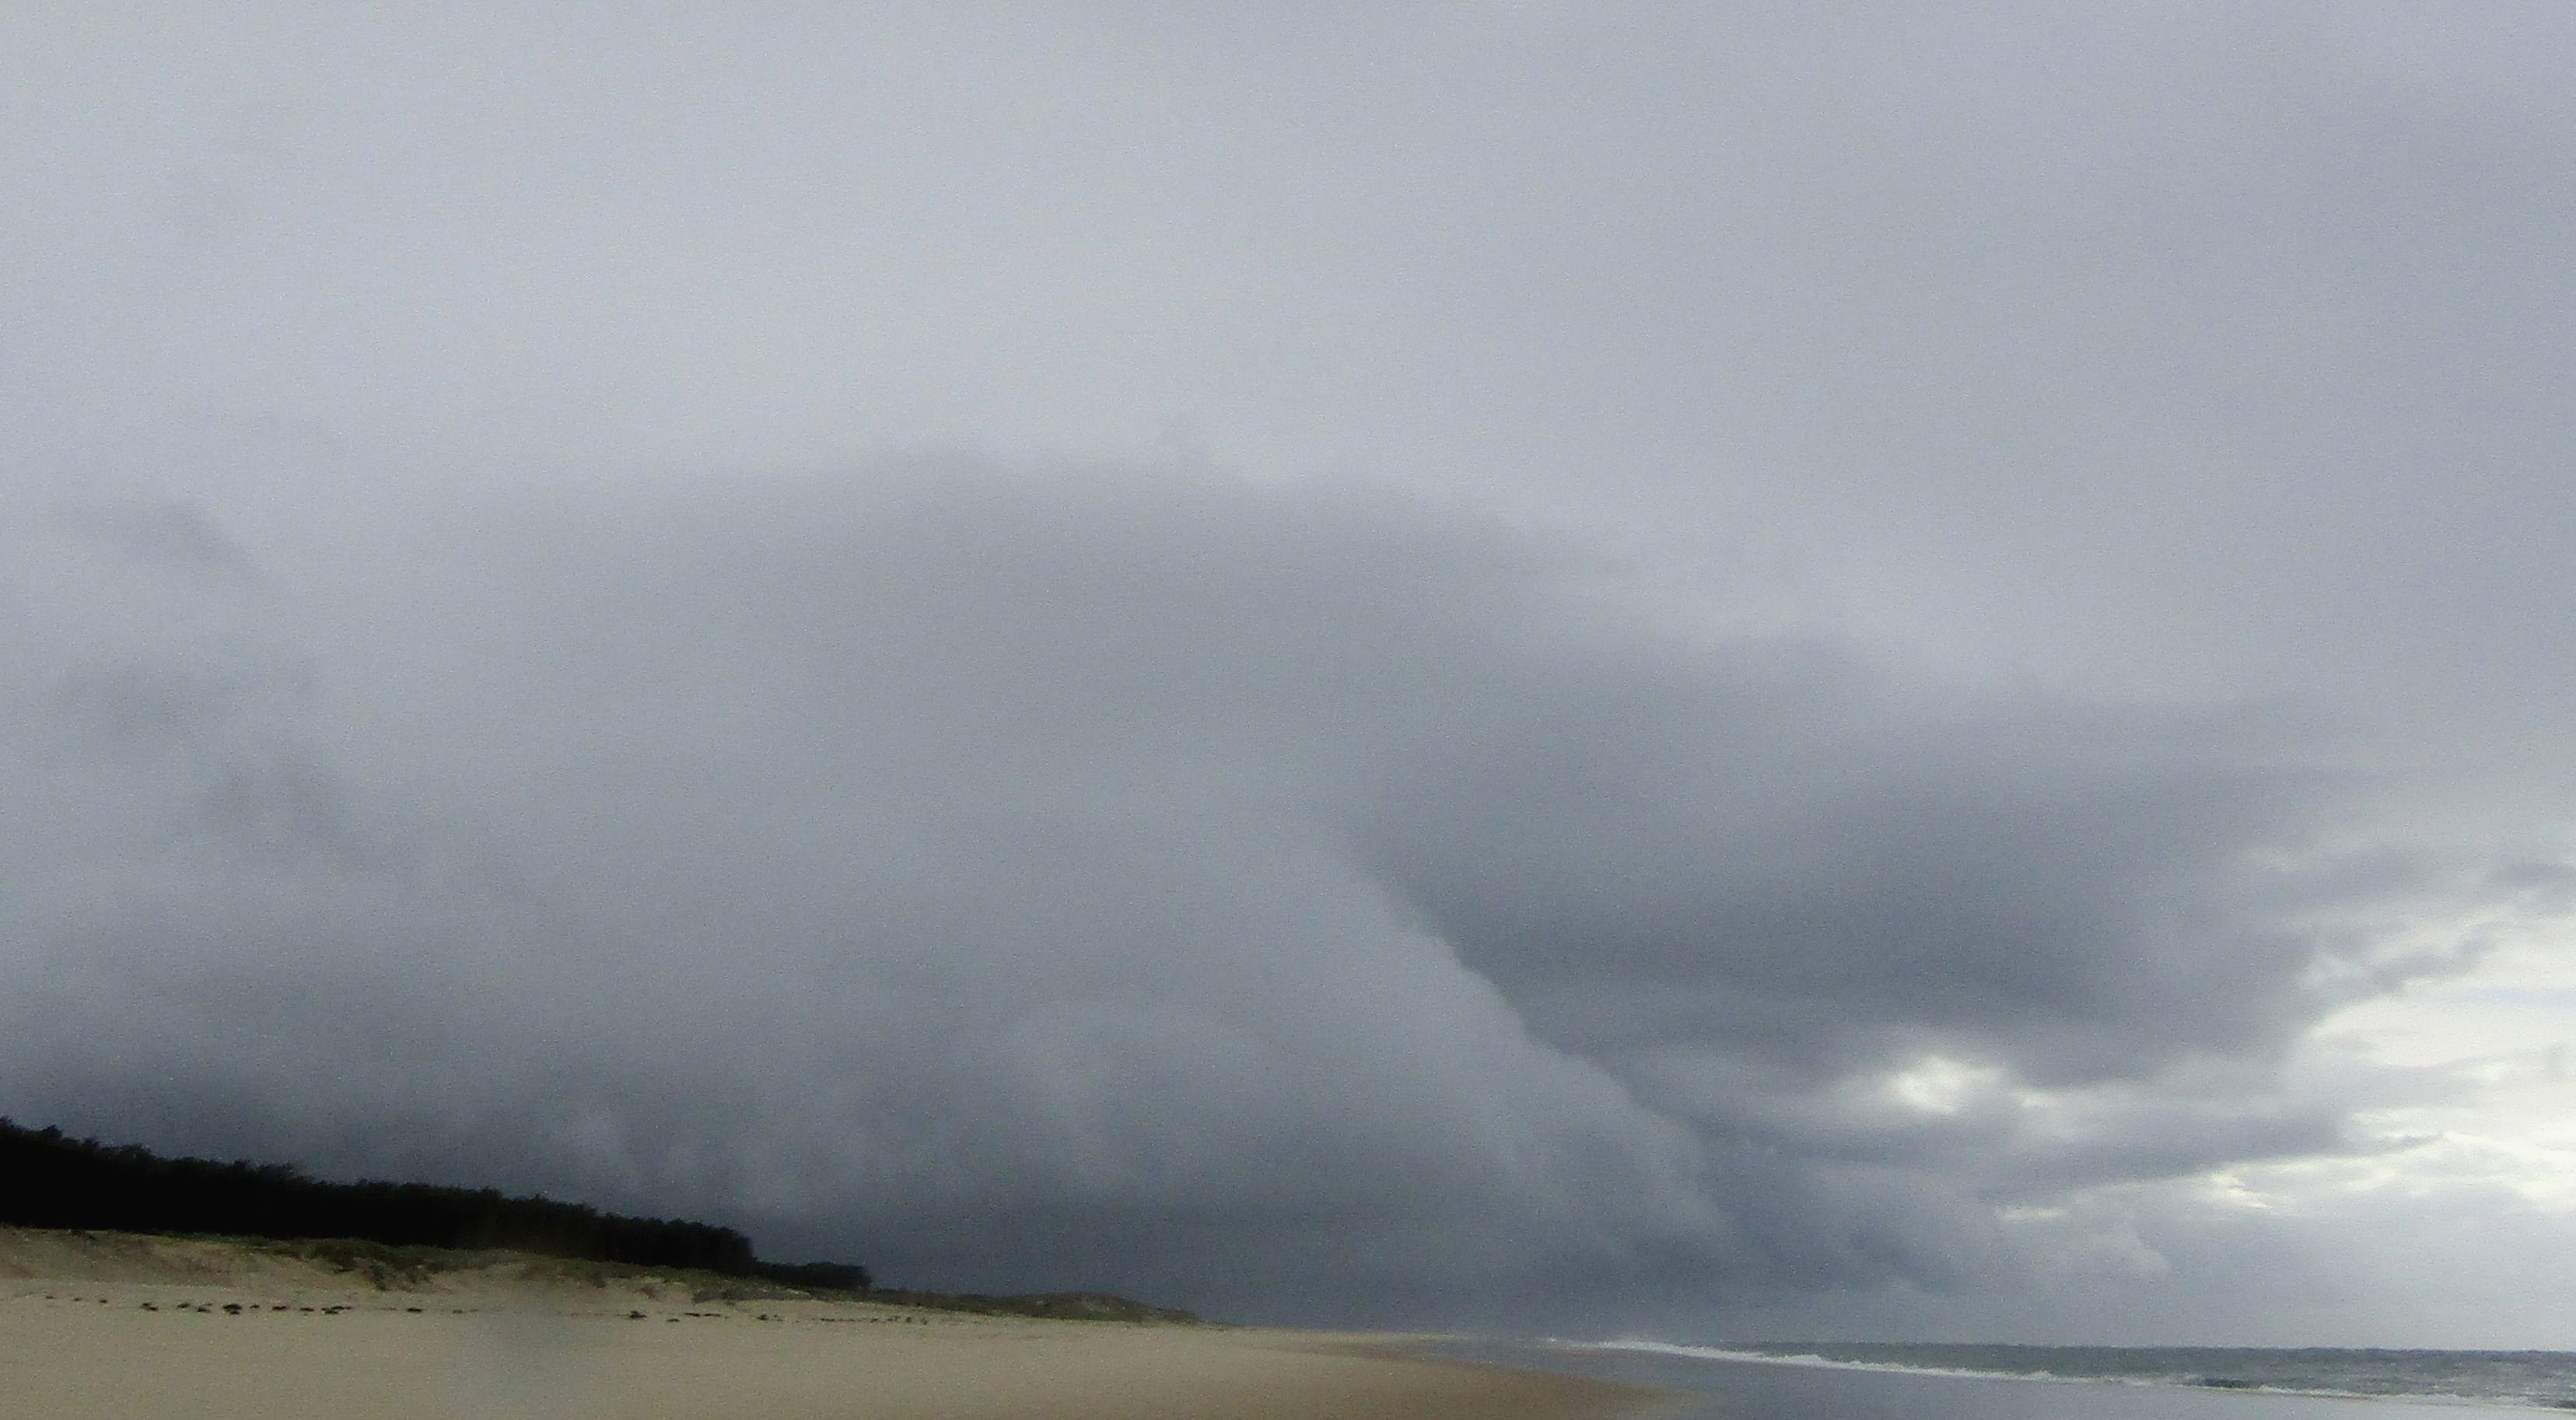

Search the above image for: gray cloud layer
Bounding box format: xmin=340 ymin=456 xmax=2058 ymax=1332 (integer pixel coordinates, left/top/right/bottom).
xmin=5 ymin=2 xmax=2575 ymax=1342
xmin=0 ymin=470 xmax=2531 ymax=1333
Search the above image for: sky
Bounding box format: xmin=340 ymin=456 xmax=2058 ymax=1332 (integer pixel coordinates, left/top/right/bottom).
xmin=5 ymin=2 xmax=2575 ymax=1345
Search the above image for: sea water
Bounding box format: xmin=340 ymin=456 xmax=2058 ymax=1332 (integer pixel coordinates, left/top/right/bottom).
xmin=1437 ymin=1341 xmax=2576 ymax=1420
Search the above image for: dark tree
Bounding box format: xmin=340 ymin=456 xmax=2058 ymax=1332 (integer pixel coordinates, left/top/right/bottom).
xmin=0 ymin=1117 xmax=866 ymax=1291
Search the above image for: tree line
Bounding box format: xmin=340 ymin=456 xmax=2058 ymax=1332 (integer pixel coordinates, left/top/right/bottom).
xmin=0 ymin=1117 xmax=869 ymax=1292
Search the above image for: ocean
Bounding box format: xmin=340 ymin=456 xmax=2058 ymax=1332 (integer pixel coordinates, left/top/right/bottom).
xmin=1437 ymin=1341 xmax=2576 ymax=1420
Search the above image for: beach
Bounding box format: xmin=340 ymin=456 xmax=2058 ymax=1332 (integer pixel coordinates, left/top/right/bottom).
xmin=0 ymin=1227 xmax=1667 ymax=1420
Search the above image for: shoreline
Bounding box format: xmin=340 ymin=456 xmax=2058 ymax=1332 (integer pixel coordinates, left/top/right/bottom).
xmin=0 ymin=1226 xmax=1678 ymax=1419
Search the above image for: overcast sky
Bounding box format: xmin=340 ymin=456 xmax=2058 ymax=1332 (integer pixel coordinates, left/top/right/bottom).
xmin=6 ymin=2 xmax=2576 ymax=1345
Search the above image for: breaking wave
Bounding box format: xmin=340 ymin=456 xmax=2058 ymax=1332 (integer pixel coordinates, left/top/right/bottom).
xmin=1556 ymin=1341 xmax=2576 ymax=1411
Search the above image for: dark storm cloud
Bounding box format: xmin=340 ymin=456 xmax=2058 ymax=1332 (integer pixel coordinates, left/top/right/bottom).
xmin=0 ymin=465 xmax=2477 ymax=1326
xmin=1360 ymin=682 xmax=2331 ymax=1080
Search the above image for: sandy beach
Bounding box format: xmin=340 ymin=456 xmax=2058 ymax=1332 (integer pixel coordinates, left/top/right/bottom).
xmin=0 ymin=1227 xmax=1667 ymax=1420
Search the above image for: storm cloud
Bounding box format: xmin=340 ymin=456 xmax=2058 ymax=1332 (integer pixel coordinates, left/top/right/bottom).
xmin=0 ymin=470 xmax=2515 ymax=1330
xmin=5 ymin=2 xmax=2575 ymax=1343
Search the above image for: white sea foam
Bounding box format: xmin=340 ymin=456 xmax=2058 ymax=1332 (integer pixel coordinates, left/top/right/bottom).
xmin=1564 ymin=1338 xmax=2092 ymax=1384
xmin=1541 ymin=1341 xmax=2576 ymax=1411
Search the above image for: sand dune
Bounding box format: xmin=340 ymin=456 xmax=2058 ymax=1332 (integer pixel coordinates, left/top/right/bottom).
xmin=0 ymin=1227 xmax=1666 ymax=1419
